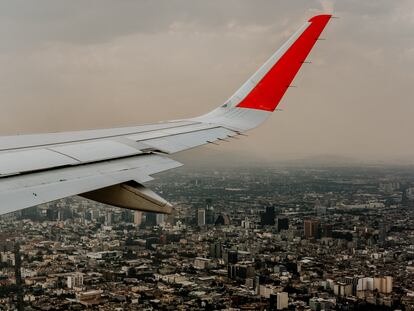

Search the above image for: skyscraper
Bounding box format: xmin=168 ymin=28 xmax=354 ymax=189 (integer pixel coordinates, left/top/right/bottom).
xmin=276 ymin=292 xmax=289 ymax=310
xmin=145 ymin=213 xmax=157 ymax=226
xmin=197 ymin=209 xmax=206 ymax=227
xmin=215 ymin=214 xmax=230 ymax=226
xmin=321 ymin=224 xmax=333 ymax=238
xmin=133 ymin=211 xmax=142 ymax=226
xmin=121 ymin=210 xmax=133 ymax=223
xmin=277 ymin=217 xmax=289 ymax=232
xmin=14 ymin=242 xmax=23 ymax=311
xmin=304 ymin=219 xmax=320 ymax=239
xmin=156 ymin=214 xmax=165 ymax=225
xmin=260 ymin=206 xmax=276 ymax=226
xmin=379 ymin=222 xmax=387 ymax=244
xmin=209 ymin=242 xmax=222 ymax=259
xmin=67 ymin=272 xmax=84 ymax=289
xmin=105 ymin=212 xmax=112 ymax=226
xmin=205 ymin=198 xmax=215 ymax=225
xmin=314 ymin=199 xmax=327 ymax=216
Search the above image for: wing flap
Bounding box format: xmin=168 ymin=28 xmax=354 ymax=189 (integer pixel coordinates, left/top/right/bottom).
xmin=50 ymin=140 xmax=142 ymax=162
xmin=0 ymin=154 xmax=182 ymax=214
xmin=0 ymin=149 xmax=78 ymax=176
xmin=0 ymin=120 xmax=198 ymax=152
xmin=142 ymin=127 xmax=237 ymax=153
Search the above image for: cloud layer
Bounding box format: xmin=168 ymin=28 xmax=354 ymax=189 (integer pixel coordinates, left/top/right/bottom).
xmin=0 ymin=0 xmax=413 ymax=162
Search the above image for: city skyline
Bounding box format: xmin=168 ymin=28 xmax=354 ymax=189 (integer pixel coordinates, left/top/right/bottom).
xmin=1 ymin=165 xmax=413 ymax=309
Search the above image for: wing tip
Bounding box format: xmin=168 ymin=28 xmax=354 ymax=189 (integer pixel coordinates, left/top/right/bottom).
xmin=308 ymin=14 xmax=333 ymax=23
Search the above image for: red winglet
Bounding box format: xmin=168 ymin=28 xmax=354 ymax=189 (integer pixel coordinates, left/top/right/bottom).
xmin=236 ymin=14 xmax=332 ymax=111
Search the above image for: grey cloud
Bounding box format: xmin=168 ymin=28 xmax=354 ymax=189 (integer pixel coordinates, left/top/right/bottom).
xmin=0 ymin=0 xmax=412 ymax=162
xmin=0 ymin=0 xmax=324 ymax=51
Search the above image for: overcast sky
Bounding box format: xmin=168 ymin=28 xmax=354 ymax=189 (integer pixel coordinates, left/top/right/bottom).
xmin=0 ymin=0 xmax=413 ymax=163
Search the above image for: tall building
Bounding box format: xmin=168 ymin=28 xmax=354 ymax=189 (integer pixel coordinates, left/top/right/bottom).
xmin=205 ymin=198 xmax=215 ymax=225
xmin=225 ymin=250 xmax=238 ymax=264
xmin=344 ymin=276 xmax=360 ymax=295
xmin=314 ymin=199 xmax=327 ymax=216
xmin=84 ymin=210 xmax=92 ymax=221
xmin=304 ymin=219 xmax=320 ymax=239
xmin=315 ymin=205 xmax=327 ymax=217
xmin=321 ymin=224 xmax=333 ymax=238
xmin=60 ymin=207 xmax=73 ymax=221
xmin=197 ymin=209 xmax=206 ymax=227
xmin=357 ymin=276 xmax=392 ymax=294
xmin=133 ymin=212 xmax=142 ymax=226
xmin=105 ymin=212 xmax=112 ymax=226
xmin=333 ymin=283 xmax=353 ymax=297
xmin=276 ymin=292 xmax=289 ymax=310
xmin=209 ymin=242 xmax=222 ymax=259
xmin=260 ymin=206 xmax=276 ymax=226
xmin=206 ymin=206 xmax=215 ymax=225
xmin=121 ymin=210 xmax=134 ymax=223
xmin=276 ymin=217 xmax=289 ymax=232
xmin=20 ymin=206 xmax=41 ymax=221
xmin=67 ymin=272 xmax=84 ymax=289
xmin=228 ymin=263 xmax=255 ymax=280
xmin=92 ymin=210 xmax=100 ymax=221
xmin=379 ymin=222 xmax=387 ymax=244
xmin=375 ymin=276 xmax=393 ymax=294
xmin=46 ymin=208 xmax=59 ymax=221
xmin=145 ymin=213 xmax=157 ymax=226
xmin=14 ymin=243 xmax=23 ymax=311
xmin=215 ymin=214 xmax=230 ymax=226
xmin=156 ymin=214 xmax=165 ymax=225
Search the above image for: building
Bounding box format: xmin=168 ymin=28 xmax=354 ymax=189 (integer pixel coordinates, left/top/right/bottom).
xmin=277 ymin=217 xmax=289 ymax=232
xmin=197 ymin=209 xmax=206 ymax=227
xmin=304 ymin=219 xmax=320 ymax=239
xmin=344 ymin=276 xmax=360 ymax=295
xmin=210 ymin=242 xmax=222 ymax=259
xmin=375 ymin=276 xmax=393 ymax=294
xmin=321 ymin=224 xmax=333 ymax=238
xmin=194 ymin=257 xmax=211 ymax=270
xmin=357 ymin=276 xmax=393 ymax=294
xmin=156 ymin=213 xmax=165 ymax=225
xmin=121 ymin=210 xmax=133 ymax=223
xmin=105 ymin=212 xmax=112 ymax=226
xmin=145 ymin=213 xmax=157 ymax=226
xmin=379 ymin=222 xmax=387 ymax=244
xmin=86 ymin=251 xmax=120 ymax=260
xmin=76 ymin=290 xmax=103 ymax=306
xmin=228 ymin=262 xmax=255 ymax=280
xmin=309 ymin=298 xmax=336 ymax=311
xmin=333 ymin=282 xmax=353 ymax=297
xmin=215 ymin=214 xmax=230 ymax=226
xmin=46 ymin=208 xmax=59 ymax=221
xmin=315 ymin=205 xmax=327 ymax=216
xmin=315 ymin=199 xmax=327 ymax=216
xmin=205 ymin=199 xmax=215 ymax=225
xmin=67 ymin=273 xmax=84 ymax=289
xmin=260 ymin=206 xmax=276 ymax=226
xmin=276 ymin=292 xmax=289 ymax=310
xmin=133 ymin=211 xmax=142 ymax=225
xmin=224 ymin=250 xmax=238 ymax=264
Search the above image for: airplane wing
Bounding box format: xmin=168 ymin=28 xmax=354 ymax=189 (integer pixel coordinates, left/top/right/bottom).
xmin=0 ymin=15 xmax=332 ymax=215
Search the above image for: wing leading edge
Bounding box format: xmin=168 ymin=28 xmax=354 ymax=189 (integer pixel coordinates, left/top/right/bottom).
xmin=0 ymin=15 xmax=332 ymax=215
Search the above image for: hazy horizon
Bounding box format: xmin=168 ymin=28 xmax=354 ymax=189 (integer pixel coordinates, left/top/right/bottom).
xmin=0 ymin=0 xmax=413 ymax=162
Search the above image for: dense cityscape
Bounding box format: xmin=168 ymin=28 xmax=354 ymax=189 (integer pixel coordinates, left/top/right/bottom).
xmin=0 ymin=164 xmax=414 ymax=310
